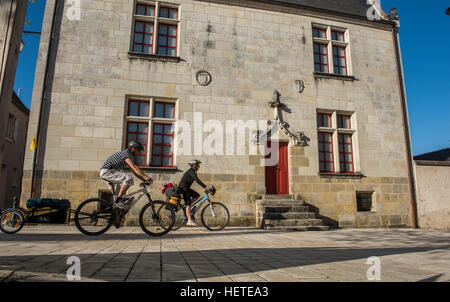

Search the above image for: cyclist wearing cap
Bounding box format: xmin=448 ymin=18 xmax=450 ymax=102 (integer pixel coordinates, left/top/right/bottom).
xmin=179 ymin=159 xmax=209 ymax=226
xmin=100 ymin=141 xmax=153 ymax=209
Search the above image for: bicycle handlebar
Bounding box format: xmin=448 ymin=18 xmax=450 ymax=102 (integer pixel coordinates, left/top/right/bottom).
xmin=205 ymin=186 xmax=216 ymax=196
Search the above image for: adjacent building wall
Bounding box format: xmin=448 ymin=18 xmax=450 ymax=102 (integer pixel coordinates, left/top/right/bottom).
xmin=0 ymin=92 xmax=29 ymax=209
xmin=0 ymin=0 xmax=28 ymax=176
xmin=414 ymin=161 xmax=450 ymax=229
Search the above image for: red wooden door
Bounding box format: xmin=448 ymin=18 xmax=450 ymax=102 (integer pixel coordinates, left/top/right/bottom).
xmin=265 ymin=141 xmax=289 ymax=195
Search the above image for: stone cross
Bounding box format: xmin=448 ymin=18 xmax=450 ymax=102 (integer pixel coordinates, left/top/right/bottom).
xmin=268 ymin=89 xmax=284 ymax=121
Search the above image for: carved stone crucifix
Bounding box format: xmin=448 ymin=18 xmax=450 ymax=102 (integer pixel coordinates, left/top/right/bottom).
xmin=268 ymin=90 xmax=284 ymax=121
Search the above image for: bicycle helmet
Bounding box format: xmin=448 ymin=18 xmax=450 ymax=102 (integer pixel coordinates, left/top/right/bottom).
xmin=128 ymin=141 xmax=144 ymax=152
xmin=188 ymin=159 xmax=202 ymax=167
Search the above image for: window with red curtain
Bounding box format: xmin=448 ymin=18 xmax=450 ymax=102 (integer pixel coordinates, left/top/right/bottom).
xmin=318 ymin=132 xmax=334 ymax=173
xmin=338 ymin=134 xmax=354 ymax=173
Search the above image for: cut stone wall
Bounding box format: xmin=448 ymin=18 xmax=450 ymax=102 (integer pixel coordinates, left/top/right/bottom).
xmin=21 ymin=167 xmax=411 ymax=228
xmin=21 ymin=0 xmax=413 ymax=228
xmin=414 ymin=162 xmax=450 ymax=229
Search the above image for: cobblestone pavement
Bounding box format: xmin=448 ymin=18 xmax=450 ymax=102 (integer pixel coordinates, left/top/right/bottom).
xmin=0 ymin=226 xmax=449 ymax=282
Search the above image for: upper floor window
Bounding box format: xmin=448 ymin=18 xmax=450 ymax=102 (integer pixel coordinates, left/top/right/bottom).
xmin=131 ymin=1 xmax=180 ymax=57
xmin=136 ymin=3 xmax=155 ymax=16
xmin=6 ymin=114 xmax=19 ymax=142
xmin=317 ymin=112 xmax=332 ymax=128
xmin=312 ymin=27 xmax=327 ymax=39
xmin=312 ymin=24 xmax=351 ymax=76
xmin=331 ymin=30 xmax=345 ymax=42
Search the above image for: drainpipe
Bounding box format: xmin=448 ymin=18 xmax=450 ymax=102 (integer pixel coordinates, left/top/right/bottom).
xmin=30 ymin=0 xmax=60 ymax=198
xmin=392 ymin=22 xmax=419 ymax=228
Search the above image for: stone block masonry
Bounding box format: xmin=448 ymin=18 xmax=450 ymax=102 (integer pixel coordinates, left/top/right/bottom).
xmin=21 ymin=0 xmax=413 ymax=228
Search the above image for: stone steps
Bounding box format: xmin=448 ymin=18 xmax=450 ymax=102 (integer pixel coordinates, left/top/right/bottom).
xmin=264 ymin=212 xmax=317 ymax=220
xmin=256 ymin=195 xmax=329 ymax=232
xmin=263 ymin=206 xmax=311 ymax=213
xmin=265 ymin=225 xmax=330 ymax=231
xmin=259 ymin=200 xmax=306 ymax=207
xmin=264 ymin=218 xmax=325 ymax=227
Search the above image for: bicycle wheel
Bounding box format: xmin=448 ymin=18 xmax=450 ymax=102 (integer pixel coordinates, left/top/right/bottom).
xmin=139 ymin=201 xmax=175 ymax=236
xmin=0 ymin=209 xmax=25 ymax=234
xmin=201 ymin=202 xmax=230 ymax=231
xmin=74 ymin=198 xmax=113 ymax=236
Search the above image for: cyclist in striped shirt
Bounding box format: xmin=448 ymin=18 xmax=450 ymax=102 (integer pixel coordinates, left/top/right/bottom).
xmin=100 ymin=141 xmax=152 ymax=209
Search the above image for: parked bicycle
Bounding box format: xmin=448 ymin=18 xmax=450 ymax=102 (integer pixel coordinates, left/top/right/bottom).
xmin=0 ymin=197 xmax=28 ymax=234
xmin=74 ymin=182 xmax=175 ymax=236
xmin=165 ymin=186 xmax=230 ymax=231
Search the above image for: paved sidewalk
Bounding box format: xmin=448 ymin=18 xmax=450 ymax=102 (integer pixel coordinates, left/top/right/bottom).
xmin=0 ymin=226 xmax=449 ymax=282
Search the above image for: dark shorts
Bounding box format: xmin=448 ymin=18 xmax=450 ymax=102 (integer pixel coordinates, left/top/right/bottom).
xmin=179 ymin=187 xmax=200 ymax=206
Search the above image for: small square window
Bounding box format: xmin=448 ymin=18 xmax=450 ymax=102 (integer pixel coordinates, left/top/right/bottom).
xmin=312 ymin=27 xmax=327 ymax=39
xmin=357 ymin=192 xmax=374 ymax=212
xmin=331 ymin=30 xmax=345 ymax=42
xmin=154 ymin=102 xmax=175 ymax=119
xmin=128 ymin=100 xmax=149 ymax=117
xmin=337 ymin=115 xmax=351 ymax=129
xmin=317 ymin=113 xmax=332 ymax=128
xmin=159 ymin=7 xmax=178 ymax=19
xmin=136 ymin=4 xmax=155 ymax=16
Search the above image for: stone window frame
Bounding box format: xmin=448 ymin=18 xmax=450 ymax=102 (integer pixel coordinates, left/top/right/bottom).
xmin=125 ymin=96 xmax=178 ymax=168
xmin=129 ymin=0 xmax=181 ymax=61
xmin=316 ymin=110 xmax=360 ymax=175
xmin=312 ymin=23 xmax=353 ymax=77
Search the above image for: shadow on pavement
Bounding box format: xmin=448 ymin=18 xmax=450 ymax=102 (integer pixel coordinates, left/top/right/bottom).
xmin=1 ymin=244 xmax=449 ymax=282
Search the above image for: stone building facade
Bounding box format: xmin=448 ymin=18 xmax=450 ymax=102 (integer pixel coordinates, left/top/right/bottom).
xmin=22 ymin=0 xmax=415 ymax=228
xmin=1 ymin=0 xmax=28 ymax=187
xmin=0 ymin=92 xmax=29 ymax=209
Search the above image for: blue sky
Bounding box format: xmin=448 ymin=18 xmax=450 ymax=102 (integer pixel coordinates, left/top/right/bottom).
xmin=13 ymin=0 xmax=450 ymax=156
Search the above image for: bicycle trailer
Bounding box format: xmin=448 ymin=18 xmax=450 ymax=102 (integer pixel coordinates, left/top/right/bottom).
xmin=26 ymin=198 xmax=71 ymax=223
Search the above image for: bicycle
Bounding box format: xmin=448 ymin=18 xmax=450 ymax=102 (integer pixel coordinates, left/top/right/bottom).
xmin=166 ymin=186 xmax=230 ymax=231
xmin=0 ymin=197 xmax=28 ymax=234
xmin=74 ymin=182 xmax=175 ymax=236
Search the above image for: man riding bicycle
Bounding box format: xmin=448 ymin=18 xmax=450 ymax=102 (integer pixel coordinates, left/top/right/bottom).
xmin=100 ymin=141 xmax=153 ymax=209
xmin=179 ymin=159 xmax=209 ymax=226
